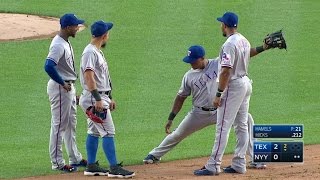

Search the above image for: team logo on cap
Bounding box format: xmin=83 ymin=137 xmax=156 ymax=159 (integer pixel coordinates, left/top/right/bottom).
xmin=187 ymin=50 xmax=191 ymax=56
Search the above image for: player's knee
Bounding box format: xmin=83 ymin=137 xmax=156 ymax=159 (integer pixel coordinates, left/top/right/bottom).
xmin=171 ymin=131 xmax=187 ymax=141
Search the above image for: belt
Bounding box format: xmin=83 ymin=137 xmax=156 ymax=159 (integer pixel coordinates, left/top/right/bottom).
xmin=201 ymin=107 xmax=217 ymax=111
xmin=64 ymin=80 xmax=75 ymax=84
xmin=195 ymin=106 xmax=217 ymax=111
xmin=99 ymin=91 xmax=111 ymax=96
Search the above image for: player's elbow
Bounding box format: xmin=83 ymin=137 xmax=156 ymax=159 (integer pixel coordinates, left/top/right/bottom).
xmin=44 ymin=59 xmax=55 ymax=73
xmin=44 ymin=63 xmax=53 ymax=74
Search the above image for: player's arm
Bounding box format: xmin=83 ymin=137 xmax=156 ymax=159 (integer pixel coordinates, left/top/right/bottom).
xmin=250 ymin=40 xmax=271 ymax=57
xmin=169 ymin=95 xmax=187 ymax=118
xmin=165 ymin=95 xmax=187 ymax=134
xmin=44 ymin=59 xmax=70 ymax=91
xmin=213 ymin=67 xmax=232 ymax=108
xmin=83 ymin=70 xmax=104 ymax=112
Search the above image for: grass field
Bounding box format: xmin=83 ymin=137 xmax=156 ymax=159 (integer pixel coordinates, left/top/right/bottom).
xmin=0 ymin=0 xmax=319 ymax=179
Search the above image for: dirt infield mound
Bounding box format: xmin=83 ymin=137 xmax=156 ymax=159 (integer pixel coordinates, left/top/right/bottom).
xmin=0 ymin=13 xmax=60 ymax=41
xmin=18 ymin=144 xmax=320 ymax=180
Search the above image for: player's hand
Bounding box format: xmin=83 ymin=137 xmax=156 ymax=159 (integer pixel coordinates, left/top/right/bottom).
xmin=213 ymin=96 xmax=221 ymax=109
xmin=263 ymin=41 xmax=271 ymax=50
xmin=165 ymin=120 xmax=173 ymax=134
xmin=62 ymin=83 xmax=71 ymax=92
xmin=109 ymin=100 xmax=116 ymax=111
xmin=95 ymin=100 xmax=104 ymax=112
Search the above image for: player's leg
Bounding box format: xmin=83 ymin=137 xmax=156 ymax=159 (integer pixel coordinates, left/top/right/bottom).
xmin=247 ymin=113 xmax=254 ymax=161
xmin=92 ymin=96 xmax=135 ymax=178
xmin=246 ymin=113 xmax=267 ymax=169
xmin=145 ymin=110 xmax=216 ymax=163
xmin=83 ymin=119 xmax=109 ymax=176
xmin=79 ymin=91 xmax=108 ymax=176
xmin=63 ymin=85 xmax=84 ymax=166
xmin=230 ymin=77 xmax=252 ymax=173
xmin=47 ymin=80 xmax=72 ymax=171
xmin=197 ymin=81 xmax=246 ymax=175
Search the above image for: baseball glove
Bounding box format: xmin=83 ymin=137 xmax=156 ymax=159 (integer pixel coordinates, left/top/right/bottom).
xmin=264 ymin=30 xmax=287 ymax=49
xmin=86 ymin=106 xmax=107 ymax=123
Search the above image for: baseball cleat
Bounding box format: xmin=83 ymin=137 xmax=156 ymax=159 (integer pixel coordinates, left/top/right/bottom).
xmin=84 ymin=161 xmax=108 ymax=176
xmin=143 ymin=154 xmax=160 ymax=164
xmin=71 ymin=159 xmax=88 ymax=167
xmin=248 ymin=161 xmax=267 ymax=169
xmin=194 ymin=166 xmax=218 ymax=176
xmin=57 ymin=165 xmax=76 ymax=172
xmin=223 ymin=166 xmax=239 ymax=173
xmin=108 ymin=162 xmax=135 ymax=178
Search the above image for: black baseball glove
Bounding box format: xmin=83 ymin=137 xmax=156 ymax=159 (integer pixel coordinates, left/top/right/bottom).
xmin=264 ymin=30 xmax=287 ymax=50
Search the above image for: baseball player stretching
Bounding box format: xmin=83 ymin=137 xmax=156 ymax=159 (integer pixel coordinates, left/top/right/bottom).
xmin=194 ymin=12 xmax=271 ymax=176
xmin=44 ymin=13 xmax=87 ymax=172
xmin=79 ymin=20 xmax=135 ymax=178
xmin=143 ymin=45 xmax=265 ymax=170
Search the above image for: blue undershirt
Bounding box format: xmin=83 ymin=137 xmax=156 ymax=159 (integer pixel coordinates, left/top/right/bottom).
xmin=44 ymin=59 xmax=64 ymax=85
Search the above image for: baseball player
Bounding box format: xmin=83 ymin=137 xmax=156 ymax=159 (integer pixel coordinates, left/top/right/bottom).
xmin=143 ymin=45 xmax=266 ymax=170
xmin=44 ymin=13 xmax=87 ymax=172
xmin=194 ymin=12 xmax=271 ymax=176
xmin=79 ymin=20 xmax=135 ymax=178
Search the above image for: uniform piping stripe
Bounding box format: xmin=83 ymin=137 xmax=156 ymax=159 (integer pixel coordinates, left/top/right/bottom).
xmin=55 ymin=84 xmax=63 ymax=167
xmin=85 ymin=67 xmax=95 ymax=72
xmin=47 ymin=57 xmax=58 ymax=65
xmin=221 ymin=64 xmax=233 ymax=68
xmin=214 ymin=87 xmax=230 ymax=161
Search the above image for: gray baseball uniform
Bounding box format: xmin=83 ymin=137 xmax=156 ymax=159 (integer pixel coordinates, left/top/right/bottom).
xmin=148 ymin=58 xmax=255 ymax=161
xmin=79 ymin=44 xmax=114 ymax=137
xmin=205 ymin=33 xmax=252 ymax=174
xmin=47 ymin=35 xmax=83 ymax=170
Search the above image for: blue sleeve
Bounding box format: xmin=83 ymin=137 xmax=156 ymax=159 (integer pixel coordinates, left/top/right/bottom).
xmin=44 ymin=59 xmax=65 ymax=85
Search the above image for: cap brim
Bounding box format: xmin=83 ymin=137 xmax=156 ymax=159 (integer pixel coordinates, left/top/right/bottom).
xmin=105 ymin=22 xmax=113 ymax=31
xmin=217 ymin=17 xmax=223 ymax=22
xmin=76 ymin=19 xmax=85 ymax=25
xmin=183 ymin=56 xmax=197 ymax=64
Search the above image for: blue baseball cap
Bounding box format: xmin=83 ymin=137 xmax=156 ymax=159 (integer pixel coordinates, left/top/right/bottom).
xmin=91 ymin=20 xmax=113 ymax=37
xmin=60 ymin=13 xmax=85 ymax=28
xmin=217 ymin=12 xmax=238 ymax=27
xmin=183 ymin=45 xmax=205 ymax=63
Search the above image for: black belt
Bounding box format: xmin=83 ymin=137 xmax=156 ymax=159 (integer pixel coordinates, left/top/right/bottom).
xmin=195 ymin=106 xmax=217 ymax=111
xmin=201 ymin=107 xmax=217 ymax=111
xmin=99 ymin=91 xmax=111 ymax=96
xmin=64 ymin=80 xmax=75 ymax=84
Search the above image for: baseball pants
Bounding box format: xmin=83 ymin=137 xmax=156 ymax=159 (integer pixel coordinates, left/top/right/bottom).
xmin=79 ymin=90 xmax=115 ymax=137
xmin=47 ymin=79 xmax=83 ymax=169
xmin=205 ymin=76 xmax=252 ymax=174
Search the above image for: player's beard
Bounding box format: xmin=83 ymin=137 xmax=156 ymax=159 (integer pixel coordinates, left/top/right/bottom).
xmin=101 ymin=42 xmax=106 ymax=48
xmin=222 ymin=29 xmax=227 ymax=37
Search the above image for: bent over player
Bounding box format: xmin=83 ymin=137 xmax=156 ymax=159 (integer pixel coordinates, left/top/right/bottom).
xmin=44 ymin=13 xmax=87 ymax=172
xmin=143 ymin=45 xmax=266 ymax=169
xmin=79 ymin=20 xmax=135 ymax=178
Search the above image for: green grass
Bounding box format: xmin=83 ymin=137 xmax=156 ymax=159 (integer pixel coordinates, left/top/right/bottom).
xmin=0 ymin=0 xmax=319 ymax=179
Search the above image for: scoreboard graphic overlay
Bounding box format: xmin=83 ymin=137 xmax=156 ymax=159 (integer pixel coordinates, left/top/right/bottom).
xmin=253 ymin=125 xmax=303 ymax=163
